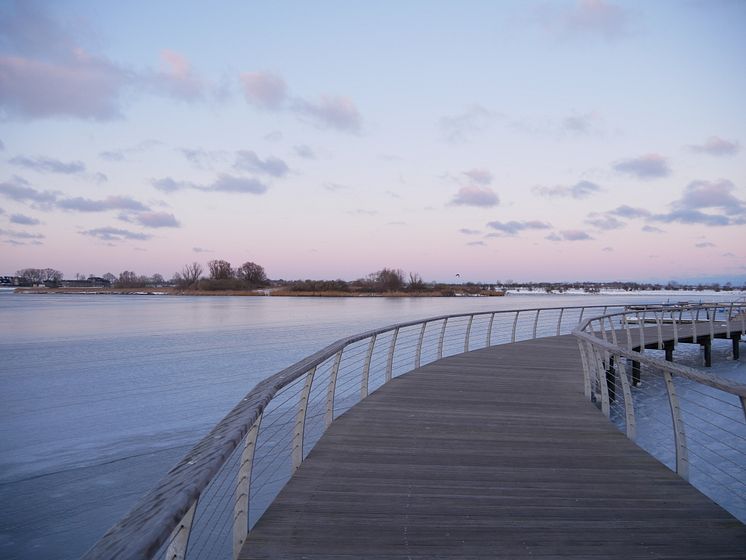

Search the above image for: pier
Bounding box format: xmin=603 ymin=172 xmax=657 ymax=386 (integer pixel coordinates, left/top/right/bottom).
xmin=83 ymin=303 xmax=746 ymax=559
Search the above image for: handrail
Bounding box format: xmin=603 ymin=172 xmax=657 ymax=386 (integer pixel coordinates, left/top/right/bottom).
xmin=82 ymin=302 xmax=725 ymax=558
xmin=573 ymin=302 xmax=746 ymax=521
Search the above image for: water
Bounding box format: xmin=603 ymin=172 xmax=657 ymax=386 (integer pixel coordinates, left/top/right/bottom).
xmin=0 ymin=292 xmax=740 ymax=559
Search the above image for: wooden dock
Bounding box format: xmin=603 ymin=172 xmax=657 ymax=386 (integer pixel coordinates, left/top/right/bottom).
xmin=240 ymin=334 xmax=746 ymax=559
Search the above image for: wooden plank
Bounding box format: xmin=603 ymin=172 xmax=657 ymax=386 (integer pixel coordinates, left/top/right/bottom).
xmin=240 ymin=335 xmax=746 ymax=559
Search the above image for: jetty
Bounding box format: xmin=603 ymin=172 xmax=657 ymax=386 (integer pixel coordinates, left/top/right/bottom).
xmin=83 ymin=302 xmax=746 ymax=559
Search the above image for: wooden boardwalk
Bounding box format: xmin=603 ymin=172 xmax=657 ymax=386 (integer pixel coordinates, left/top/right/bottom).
xmin=241 ymin=335 xmax=746 ymax=559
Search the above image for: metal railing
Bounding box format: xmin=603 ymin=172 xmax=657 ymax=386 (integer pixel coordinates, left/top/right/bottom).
xmin=83 ymin=302 xmax=645 ymax=559
xmin=573 ymin=302 xmax=746 ymax=522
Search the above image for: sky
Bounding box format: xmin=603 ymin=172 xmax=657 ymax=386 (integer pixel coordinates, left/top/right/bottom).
xmin=1 ymin=0 xmax=745 ymax=284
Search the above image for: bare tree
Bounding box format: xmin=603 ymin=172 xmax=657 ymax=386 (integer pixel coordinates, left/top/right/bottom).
xmin=407 ymin=272 xmax=425 ymax=291
xmin=180 ymin=262 xmax=203 ymax=287
xmin=151 ymin=273 xmax=165 ymax=285
xmin=16 ymin=268 xmax=63 ymax=285
xmin=102 ymin=272 xmax=116 ymax=283
xmin=117 ymin=270 xmax=139 ymax=287
xmin=236 ymin=261 xmax=268 ymax=288
xmin=372 ymin=268 xmax=405 ymax=292
xmin=208 ymin=259 xmax=234 ymax=280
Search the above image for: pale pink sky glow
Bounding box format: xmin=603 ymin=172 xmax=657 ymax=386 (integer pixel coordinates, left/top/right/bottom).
xmin=0 ymin=1 xmax=744 ymax=283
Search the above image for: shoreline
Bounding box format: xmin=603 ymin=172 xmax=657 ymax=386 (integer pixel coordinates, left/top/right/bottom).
xmin=11 ymin=287 xmax=506 ymax=297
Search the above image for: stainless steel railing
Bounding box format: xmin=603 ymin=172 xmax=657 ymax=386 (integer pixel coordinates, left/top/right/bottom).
xmin=574 ymin=303 xmax=746 ymax=522
xmin=84 ymin=302 xmax=716 ymax=559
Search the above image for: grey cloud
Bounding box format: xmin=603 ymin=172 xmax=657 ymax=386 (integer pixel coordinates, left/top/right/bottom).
xmin=562 ymin=113 xmax=595 ymax=133
xmin=193 ymin=247 xmax=213 ymax=253
xmin=451 ymin=186 xmax=499 ymax=207
xmin=57 ymin=195 xmax=149 ymax=213
xmin=0 ymin=177 xmax=58 ymax=204
xmin=440 ymin=104 xmax=495 ymax=143
xmin=486 ymin=220 xmax=551 ymax=235
xmin=689 ymin=136 xmax=740 ymax=157
xmin=560 ymin=230 xmax=593 ymax=241
xmin=293 ymin=95 xmax=362 ymax=133
xmin=152 ymin=177 xmax=197 ymax=192
xmin=209 ymin=175 xmax=268 ymax=194
xmin=0 ymin=4 xmax=212 ymax=120
xmin=585 ymin=215 xmax=625 ymax=230
xmin=695 ymin=242 xmax=715 ymax=248
xmin=467 ymin=241 xmax=486 ymax=247
xmin=642 ymin=225 xmax=664 ymax=233
xmin=602 ymin=247 xmax=614 ymax=252
xmin=0 ymin=228 xmax=44 ymax=239
xmin=133 ymin=211 xmax=180 ymax=228
xmin=0 ymin=139 xmax=5 ymax=150
xmin=241 ymin=72 xmax=361 ymax=134
xmin=610 ymin=205 xmax=651 ymax=219
xmin=99 ymin=140 xmax=162 ymax=162
xmin=241 ymin=71 xmax=287 ymax=110
xmin=545 ymin=232 xmax=562 ymax=241
xmin=651 ymin=209 xmax=731 ymax=226
xmin=264 ymin=130 xmax=283 ymax=142
xmin=651 ymin=179 xmax=746 ymax=226
xmin=9 ymin=155 xmax=85 ymax=174
xmin=180 ymin=148 xmax=230 ymax=168
xmin=463 ymin=169 xmax=493 ymax=185
xmin=459 ymin=228 xmax=481 ymax=235
xmin=99 ymin=150 xmax=125 ymax=162
xmin=10 ymin=213 xmax=40 ymax=225
xmin=293 ymin=145 xmax=315 ymax=159
xmin=387 ymin=221 xmax=406 ymax=226
xmin=81 ymin=227 xmax=152 ymax=241
xmin=613 ymin=154 xmax=670 ymax=179
xmin=533 ymin=180 xmax=601 ymax=199
xmin=674 ymin=179 xmax=745 ymax=215
xmin=234 ymin=150 xmax=289 ymax=177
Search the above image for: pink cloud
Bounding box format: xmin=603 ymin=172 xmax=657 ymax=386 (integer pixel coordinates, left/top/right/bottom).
xmin=241 ymin=71 xmax=287 ymax=110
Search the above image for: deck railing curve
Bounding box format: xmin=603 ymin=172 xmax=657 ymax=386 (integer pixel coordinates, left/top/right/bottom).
xmin=573 ymin=302 xmax=746 ymax=521
xmin=84 ymin=302 xmax=654 ymax=559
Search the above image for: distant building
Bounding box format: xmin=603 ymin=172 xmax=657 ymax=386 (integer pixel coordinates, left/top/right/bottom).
xmin=46 ymin=276 xmax=112 ymax=288
xmin=0 ymin=276 xmax=29 ymax=287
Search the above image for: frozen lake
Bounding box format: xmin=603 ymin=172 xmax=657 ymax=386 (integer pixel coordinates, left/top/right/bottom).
xmin=0 ymin=291 xmax=742 ymax=559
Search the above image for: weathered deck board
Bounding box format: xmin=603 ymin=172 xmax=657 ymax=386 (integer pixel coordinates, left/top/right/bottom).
xmin=240 ymin=335 xmax=746 ymax=559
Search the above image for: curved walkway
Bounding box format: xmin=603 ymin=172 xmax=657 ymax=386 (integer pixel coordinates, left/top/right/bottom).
xmin=241 ymin=335 xmax=746 ymax=559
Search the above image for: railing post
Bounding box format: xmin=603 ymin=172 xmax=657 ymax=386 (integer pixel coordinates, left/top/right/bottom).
xmin=293 ymin=368 xmax=316 ymax=470
xmin=437 ymin=319 xmax=447 ymax=359
xmin=662 ymin=370 xmax=689 ymax=480
xmin=415 ymin=323 xmax=426 ymax=369
xmin=361 ymin=336 xmax=376 ymax=399
xmin=485 ymin=312 xmax=495 ymax=346
xmin=556 ymin=308 xmax=565 ymax=336
xmin=592 ymin=344 xmax=610 ymax=417
xmin=233 ymin=414 xmax=262 ymax=558
xmin=168 ymin=500 xmax=197 ymax=560
xmin=325 ymin=350 xmax=343 ymax=428
xmin=386 ymin=328 xmax=399 ymax=382
xmin=511 ymin=311 xmax=520 ymax=343
xmin=638 ymin=310 xmax=646 ymax=353
xmin=656 ymin=310 xmax=664 ymax=349
xmin=577 ymin=339 xmax=592 ymax=399
xmin=616 ymin=357 xmax=636 ymax=440
xmin=464 ymin=315 xmax=474 ymax=352
xmin=532 ymin=309 xmax=540 ymax=339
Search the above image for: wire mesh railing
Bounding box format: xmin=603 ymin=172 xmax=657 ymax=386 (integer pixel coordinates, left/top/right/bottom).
xmin=574 ymin=302 xmax=746 ymax=522
xmin=83 ymin=302 xmax=676 ymax=559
